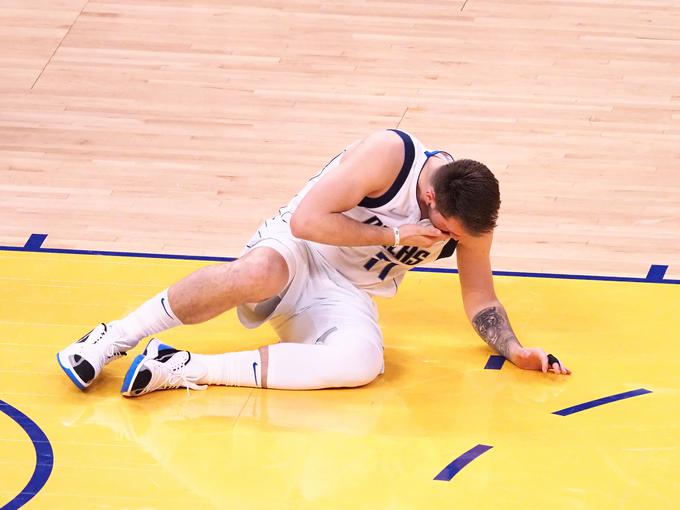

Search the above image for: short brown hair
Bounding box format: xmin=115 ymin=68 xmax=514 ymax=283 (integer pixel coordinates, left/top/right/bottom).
xmin=432 ymin=159 xmax=500 ymax=235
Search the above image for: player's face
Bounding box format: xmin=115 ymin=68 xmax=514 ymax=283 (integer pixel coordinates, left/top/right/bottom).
xmin=427 ymin=205 xmax=470 ymax=242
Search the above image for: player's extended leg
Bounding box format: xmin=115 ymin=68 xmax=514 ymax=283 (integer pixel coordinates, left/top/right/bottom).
xmin=120 ymin=327 xmax=384 ymax=396
xmin=118 ymin=217 xmax=388 ymax=396
xmin=56 ymin=247 xmax=289 ymax=390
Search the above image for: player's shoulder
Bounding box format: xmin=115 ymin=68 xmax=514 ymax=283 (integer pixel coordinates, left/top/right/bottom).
xmin=359 ymin=129 xmax=409 ymax=151
xmin=341 ymin=130 xmax=406 ymax=174
xmin=356 ymin=129 xmax=412 ymax=169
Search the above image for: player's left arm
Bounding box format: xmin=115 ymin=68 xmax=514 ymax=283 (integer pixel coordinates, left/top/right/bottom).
xmin=456 ymin=233 xmax=571 ymax=375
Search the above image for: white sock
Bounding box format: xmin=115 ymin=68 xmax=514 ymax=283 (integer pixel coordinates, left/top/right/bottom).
xmin=191 ymin=350 xmax=263 ymax=388
xmin=110 ymin=289 xmax=183 ymax=350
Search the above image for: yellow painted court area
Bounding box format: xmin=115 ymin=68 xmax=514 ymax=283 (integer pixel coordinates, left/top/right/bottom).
xmin=1 ymin=250 xmax=679 ymax=509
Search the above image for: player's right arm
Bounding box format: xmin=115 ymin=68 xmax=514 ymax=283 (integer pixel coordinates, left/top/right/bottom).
xmin=291 ymin=130 xmax=445 ymax=248
xmin=457 ymin=233 xmax=570 ymax=375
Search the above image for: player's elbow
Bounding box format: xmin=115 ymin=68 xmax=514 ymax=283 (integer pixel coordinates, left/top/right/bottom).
xmin=290 ymin=210 xmax=312 ymax=240
xmin=462 ymin=289 xmax=499 ymax=321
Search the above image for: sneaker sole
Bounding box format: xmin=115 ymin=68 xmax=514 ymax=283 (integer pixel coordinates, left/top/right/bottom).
xmin=120 ymin=354 xmax=147 ymax=397
xmin=56 ymin=352 xmax=87 ymax=390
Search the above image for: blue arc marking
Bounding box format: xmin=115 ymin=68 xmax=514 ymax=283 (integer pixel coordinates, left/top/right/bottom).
xmin=553 ymin=388 xmax=652 ymax=416
xmin=434 ymin=444 xmax=493 ymax=481
xmin=0 ymin=400 xmax=54 ymax=510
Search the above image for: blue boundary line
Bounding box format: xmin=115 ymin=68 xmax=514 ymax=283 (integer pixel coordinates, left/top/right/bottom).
xmin=0 ymin=234 xmax=678 ymax=284
xmin=413 ymin=266 xmax=679 ymax=284
xmin=434 ymin=444 xmax=493 ymax=481
xmin=553 ymin=388 xmax=652 ymax=416
xmin=0 ymin=400 xmax=54 ymax=510
xmin=0 ymin=243 xmax=235 ymax=263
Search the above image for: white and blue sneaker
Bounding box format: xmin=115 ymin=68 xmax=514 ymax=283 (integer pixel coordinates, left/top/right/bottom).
xmin=57 ymin=323 xmax=128 ymax=390
xmin=121 ymin=338 xmax=207 ymax=397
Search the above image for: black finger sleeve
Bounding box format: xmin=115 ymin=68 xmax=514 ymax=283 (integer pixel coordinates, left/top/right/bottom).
xmin=547 ymin=353 xmax=560 ymax=365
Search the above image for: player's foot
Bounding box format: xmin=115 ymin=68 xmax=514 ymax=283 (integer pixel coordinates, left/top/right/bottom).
xmin=121 ymin=338 xmax=207 ymax=397
xmin=56 ymin=323 xmax=129 ymax=390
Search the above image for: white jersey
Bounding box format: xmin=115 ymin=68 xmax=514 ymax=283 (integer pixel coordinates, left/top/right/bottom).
xmin=278 ymin=129 xmax=457 ymax=297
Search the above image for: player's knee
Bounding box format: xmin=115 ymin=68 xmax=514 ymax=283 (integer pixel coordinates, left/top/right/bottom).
xmin=231 ymin=248 xmax=289 ymax=300
xmin=331 ymin=341 xmax=382 ymax=387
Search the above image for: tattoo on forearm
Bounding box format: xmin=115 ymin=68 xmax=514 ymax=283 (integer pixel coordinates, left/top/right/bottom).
xmin=472 ymin=306 xmax=519 ymax=359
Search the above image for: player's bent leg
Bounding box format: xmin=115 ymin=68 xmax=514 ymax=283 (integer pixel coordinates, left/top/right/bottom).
xmin=59 ymin=247 xmax=289 ymax=390
xmin=121 ymin=332 xmax=383 ymax=396
xmin=168 ymin=247 xmax=289 ymax=324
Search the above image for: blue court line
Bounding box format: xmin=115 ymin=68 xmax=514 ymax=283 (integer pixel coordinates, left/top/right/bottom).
xmin=434 ymin=444 xmax=493 ymax=481
xmin=0 ymin=234 xmax=678 ymax=285
xmin=553 ymin=388 xmax=652 ymax=416
xmin=0 ymin=244 xmax=236 ymax=262
xmin=413 ymin=266 xmax=679 ymax=284
xmin=0 ymin=400 xmax=54 ymax=510
xmin=484 ymin=355 xmax=506 ymax=370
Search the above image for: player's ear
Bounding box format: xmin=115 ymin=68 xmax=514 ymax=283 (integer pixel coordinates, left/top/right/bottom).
xmin=425 ymin=188 xmax=436 ymax=207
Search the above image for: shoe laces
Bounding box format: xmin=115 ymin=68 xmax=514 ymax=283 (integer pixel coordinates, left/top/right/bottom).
xmin=85 ymin=324 xmax=125 ymax=356
xmin=165 ymin=374 xmax=207 ymax=396
xmin=103 ymin=340 xmax=128 ymax=361
xmin=160 ymin=354 xmax=207 ymax=395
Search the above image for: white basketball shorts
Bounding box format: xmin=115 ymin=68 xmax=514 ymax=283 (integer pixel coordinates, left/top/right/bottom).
xmin=236 ymin=214 xmax=384 ymax=359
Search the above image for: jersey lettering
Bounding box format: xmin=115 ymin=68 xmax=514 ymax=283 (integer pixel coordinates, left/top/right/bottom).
xmin=385 ymin=245 xmax=430 ymax=266
xmin=404 ymin=249 xmax=429 ymax=265
xmin=364 ymin=245 xmax=431 ymax=280
xmin=363 ymin=216 xmax=433 ymax=277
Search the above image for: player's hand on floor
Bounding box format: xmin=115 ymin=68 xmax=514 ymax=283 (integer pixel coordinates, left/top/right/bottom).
xmin=511 ymin=347 xmax=571 ymax=375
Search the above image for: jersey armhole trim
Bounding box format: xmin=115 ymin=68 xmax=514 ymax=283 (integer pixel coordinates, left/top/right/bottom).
xmin=436 ymin=239 xmax=458 ymax=260
xmin=358 ymin=129 xmax=415 ymax=209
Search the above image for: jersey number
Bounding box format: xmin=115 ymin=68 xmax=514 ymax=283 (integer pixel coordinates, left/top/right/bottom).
xmin=364 ymin=252 xmax=398 ymax=280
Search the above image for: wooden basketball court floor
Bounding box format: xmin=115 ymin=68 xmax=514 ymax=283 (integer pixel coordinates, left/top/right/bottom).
xmin=2 ymin=0 xmax=680 ymax=509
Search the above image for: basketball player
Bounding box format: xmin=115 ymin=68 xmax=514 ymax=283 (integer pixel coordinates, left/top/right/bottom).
xmin=57 ymin=129 xmax=570 ymax=396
